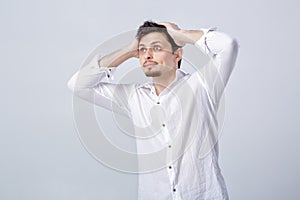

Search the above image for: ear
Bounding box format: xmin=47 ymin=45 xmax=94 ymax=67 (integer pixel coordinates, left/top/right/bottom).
xmin=174 ymin=48 xmax=183 ymax=63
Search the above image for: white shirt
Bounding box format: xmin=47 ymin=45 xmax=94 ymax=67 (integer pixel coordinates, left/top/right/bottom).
xmin=68 ymin=28 xmax=239 ymax=200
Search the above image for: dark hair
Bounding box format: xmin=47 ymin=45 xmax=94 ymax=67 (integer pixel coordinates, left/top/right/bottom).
xmin=136 ymin=21 xmax=182 ymax=68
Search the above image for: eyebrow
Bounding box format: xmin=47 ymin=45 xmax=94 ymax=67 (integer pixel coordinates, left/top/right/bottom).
xmin=139 ymin=41 xmax=163 ymax=47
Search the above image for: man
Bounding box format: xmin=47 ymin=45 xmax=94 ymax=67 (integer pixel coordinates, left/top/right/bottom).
xmin=68 ymin=21 xmax=239 ymax=200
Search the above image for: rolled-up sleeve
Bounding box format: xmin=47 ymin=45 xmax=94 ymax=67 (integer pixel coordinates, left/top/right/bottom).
xmin=67 ymin=54 xmax=133 ymax=117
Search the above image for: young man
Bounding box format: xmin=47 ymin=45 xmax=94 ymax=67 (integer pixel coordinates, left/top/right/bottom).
xmin=68 ymin=21 xmax=239 ymax=200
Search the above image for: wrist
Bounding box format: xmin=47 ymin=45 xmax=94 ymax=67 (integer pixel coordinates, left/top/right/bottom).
xmin=181 ymin=30 xmax=204 ymax=44
xmin=126 ymin=42 xmax=138 ymax=58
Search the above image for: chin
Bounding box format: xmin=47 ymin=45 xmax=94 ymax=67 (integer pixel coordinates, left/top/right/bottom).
xmin=144 ymin=70 xmax=161 ymax=77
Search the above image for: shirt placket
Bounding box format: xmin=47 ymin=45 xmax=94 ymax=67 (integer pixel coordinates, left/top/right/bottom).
xmin=156 ymin=95 xmax=180 ymax=200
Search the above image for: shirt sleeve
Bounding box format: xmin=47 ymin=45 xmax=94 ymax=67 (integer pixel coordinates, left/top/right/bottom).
xmin=194 ymin=28 xmax=239 ymax=105
xmin=67 ymin=54 xmax=134 ymax=118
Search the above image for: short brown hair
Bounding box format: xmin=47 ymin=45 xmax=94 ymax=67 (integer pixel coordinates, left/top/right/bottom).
xmin=136 ymin=21 xmax=182 ymax=68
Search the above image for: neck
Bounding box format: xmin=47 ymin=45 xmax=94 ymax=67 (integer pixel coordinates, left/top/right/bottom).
xmin=152 ymin=70 xmax=176 ymax=95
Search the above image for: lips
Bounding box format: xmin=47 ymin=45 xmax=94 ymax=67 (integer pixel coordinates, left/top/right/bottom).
xmin=143 ymin=61 xmax=158 ymax=67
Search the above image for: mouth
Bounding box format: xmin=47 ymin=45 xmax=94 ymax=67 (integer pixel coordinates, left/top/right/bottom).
xmin=143 ymin=61 xmax=158 ymax=68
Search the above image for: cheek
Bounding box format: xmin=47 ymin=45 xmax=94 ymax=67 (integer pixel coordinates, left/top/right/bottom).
xmin=155 ymin=53 xmax=171 ymax=64
xmin=161 ymin=55 xmax=176 ymax=65
xmin=139 ymin=56 xmax=145 ymax=65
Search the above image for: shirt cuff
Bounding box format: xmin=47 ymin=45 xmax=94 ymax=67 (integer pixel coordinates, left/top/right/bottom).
xmin=95 ymin=53 xmax=116 ymax=80
xmin=194 ymin=27 xmax=217 ymax=54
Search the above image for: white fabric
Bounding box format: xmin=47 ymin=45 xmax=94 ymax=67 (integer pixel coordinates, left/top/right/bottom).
xmin=68 ymin=28 xmax=239 ymax=200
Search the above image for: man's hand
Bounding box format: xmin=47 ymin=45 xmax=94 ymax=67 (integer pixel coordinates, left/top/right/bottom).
xmin=159 ymin=22 xmax=204 ymax=46
xmin=127 ymin=37 xmax=139 ymax=58
xmin=159 ymin=22 xmax=186 ymax=47
xmin=99 ymin=37 xmax=139 ymax=68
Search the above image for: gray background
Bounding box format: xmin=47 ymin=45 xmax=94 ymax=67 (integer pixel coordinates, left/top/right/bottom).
xmin=1 ymin=0 xmax=299 ymax=199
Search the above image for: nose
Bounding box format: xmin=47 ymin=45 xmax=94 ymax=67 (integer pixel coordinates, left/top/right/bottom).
xmin=143 ymin=48 xmax=153 ymax=60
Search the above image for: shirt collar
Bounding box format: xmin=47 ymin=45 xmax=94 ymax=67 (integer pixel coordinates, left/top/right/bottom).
xmin=137 ymin=69 xmax=189 ymax=91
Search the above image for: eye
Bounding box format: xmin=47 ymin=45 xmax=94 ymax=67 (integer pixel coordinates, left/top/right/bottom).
xmin=139 ymin=47 xmax=147 ymax=54
xmin=153 ymin=45 xmax=162 ymax=51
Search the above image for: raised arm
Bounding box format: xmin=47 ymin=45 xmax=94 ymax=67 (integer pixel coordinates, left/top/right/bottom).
xmin=98 ymin=38 xmax=138 ymax=68
xmin=158 ymin=22 xmax=205 ymax=46
xmin=196 ymin=29 xmax=239 ymax=104
xmin=159 ymin=22 xmax=239 ymax=104
xmin=67 ymin=38 xmax=139 ymax=117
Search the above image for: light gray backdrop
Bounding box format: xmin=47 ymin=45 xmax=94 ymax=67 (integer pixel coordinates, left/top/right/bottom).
xmin=1 ymin=0 xmax=299 ymax=199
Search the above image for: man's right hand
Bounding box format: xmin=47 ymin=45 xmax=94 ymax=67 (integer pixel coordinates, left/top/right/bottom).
xmin=159 ymin=22 xmax=204 ymax=46
xmin=99 ymin=37 xmax=139 ymax=68
xmin=127 ymin=37 xmax=139 ymax=58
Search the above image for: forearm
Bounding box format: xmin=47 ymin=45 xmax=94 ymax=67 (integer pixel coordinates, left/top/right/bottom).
xmin=67 ymin=56 xmax=132 ymax=117
xmin=158 ymin=22 xmax=204 ymax=46
xmin=68 ymin=38 xmax=138 ymax=103
xmin=99 ymin=45 xmax=136 ymax=68
xmin=179 ymin=29 xmax=205 ymax=45
xmin=67 ymin=51 xmax=133 ymax=116
xmin=67 ymin=56 xmax=109 ymax=92
xmin=98 ymin=38 xmax=138 ymax=68
xmin=67 ymin=54 xmax=117 ymax=108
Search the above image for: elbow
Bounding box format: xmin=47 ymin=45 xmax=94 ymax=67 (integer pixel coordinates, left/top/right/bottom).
xmin=67 ymin=72 xmax=92 ymax=99
xmin=67 ymin=78 xmax=75 ymax=92
xmin=67 ymin=77 xmax=86 ymax=99
xmin=67 ymin=74 xmax=76 ymax=92
xmin=227 ymin=37 xmax=240 ymax=51
xmin=67 ymin=71 xmax=80 ymax=93
xmin=210 ymin=31 xmax=240 ymax=54
xmin=231 ymin=38 xmax=240 ymax=50
xmin=224 ymin=37 xmax=239 ymax=56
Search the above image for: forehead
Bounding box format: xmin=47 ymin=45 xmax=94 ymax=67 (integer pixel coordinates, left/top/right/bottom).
xmin=139 ymin=32 xmax=170 ymax=46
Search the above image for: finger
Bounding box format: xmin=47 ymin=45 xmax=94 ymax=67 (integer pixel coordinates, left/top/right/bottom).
xmin=157 ymin=22 xmax=168 ymax=27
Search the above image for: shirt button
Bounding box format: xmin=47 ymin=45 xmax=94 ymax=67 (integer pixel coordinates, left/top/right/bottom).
xmin=169 ymin=166 xmax=172 ymax=169
xmin=173 ymin=188 xmax=176 ymax=192
xmin=162 ymin=124 xmax=166 ymax=127
xmin=168 ymin=145 xmax=172 ymax=148
xmin=157 ymin=101 xmax=160 ymax=104
xmin=107 ymin=74 xmax=110 ymax=78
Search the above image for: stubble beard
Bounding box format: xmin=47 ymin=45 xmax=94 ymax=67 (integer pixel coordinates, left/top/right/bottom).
xmin=144 ymin=68 xmax=161 ymax=77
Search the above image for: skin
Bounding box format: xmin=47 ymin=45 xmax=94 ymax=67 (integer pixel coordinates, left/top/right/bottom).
xmin=98 ymin=22 xmax=204 ymax=95
xmin=138 ymin=32 xmax=182 ymax=95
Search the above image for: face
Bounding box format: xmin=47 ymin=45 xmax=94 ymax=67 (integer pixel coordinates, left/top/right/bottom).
xmin=138 ymin=32 xmax=181 ymax=77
